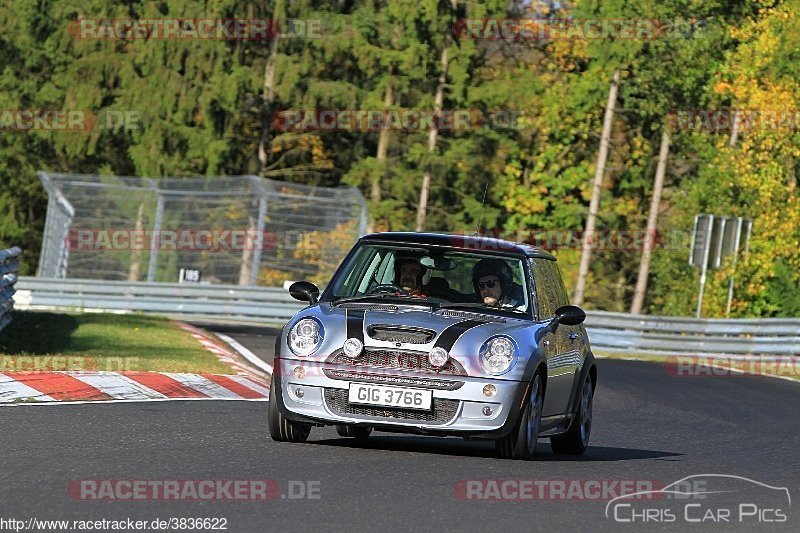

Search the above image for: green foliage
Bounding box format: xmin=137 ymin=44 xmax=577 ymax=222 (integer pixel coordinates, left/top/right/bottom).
xmin=0 ymin=0 xmax=797 ymax=316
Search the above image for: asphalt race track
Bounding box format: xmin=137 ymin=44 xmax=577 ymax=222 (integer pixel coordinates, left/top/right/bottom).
xmin=2 ymin=323 xmax=798 ymax=532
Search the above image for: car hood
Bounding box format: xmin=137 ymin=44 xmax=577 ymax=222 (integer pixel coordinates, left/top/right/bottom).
xmin=284 ymin=302 xmax=539 ymax=378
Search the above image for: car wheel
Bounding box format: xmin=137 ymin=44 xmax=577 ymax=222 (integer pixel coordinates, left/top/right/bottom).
xmin=336 ymin=425 xmax=372 ymax=440
xmin=495 ymin=373 xmax=543 ymax=460
xmin=550 ymin=376 xmax=593 ymax=455
xmin=268 ymin=382 xmax=311 ymax=443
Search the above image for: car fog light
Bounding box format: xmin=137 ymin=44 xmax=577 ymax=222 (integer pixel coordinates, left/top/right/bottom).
xmin=293 ymin=367 xmax=306 ymax=379
xmin=295 ymin=387 xmax=304 ymax=398
xmin=343 ymin=337 xmax=364 ymax=358
xmin=483 ymin=384 xmax=497 ymax=397
xmin=482 ymin=406 xmax=493 ymax=416
xmin=428 ymin=347 xmax=449 ymax=368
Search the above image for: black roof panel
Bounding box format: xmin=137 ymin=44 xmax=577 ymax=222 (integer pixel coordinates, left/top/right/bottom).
xmin=359 ymin=232 xmax=557 ymax=260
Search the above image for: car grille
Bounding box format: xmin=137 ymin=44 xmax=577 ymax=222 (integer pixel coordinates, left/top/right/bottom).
xmin=367 ymin=325 xmax=435 ymax=344
xmin=439 ymin=309 xmax=506 ymax=322
xmin=337 ymin=303 xmax=399 ymax=312
xmin=327 ymin=349 xmax=468 ymax=376
xmin=324 ymin=388 xmax=459 ymax=424
xmin=323 ymin=369 xmax=463 ymax=391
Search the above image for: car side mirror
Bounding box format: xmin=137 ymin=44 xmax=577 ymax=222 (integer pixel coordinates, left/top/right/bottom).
xmin=289 ymin=281 xmax=320 ymax=305
xmin=548 ymin=305 xmax=586 ymax=331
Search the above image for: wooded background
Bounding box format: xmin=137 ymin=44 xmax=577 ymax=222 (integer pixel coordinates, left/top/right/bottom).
xmin=1 ymin=0 xmax=798 ymax=317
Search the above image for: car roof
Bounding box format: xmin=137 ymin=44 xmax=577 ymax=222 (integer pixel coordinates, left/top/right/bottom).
xmin=359 ymin=232 xmax=557 ymax=260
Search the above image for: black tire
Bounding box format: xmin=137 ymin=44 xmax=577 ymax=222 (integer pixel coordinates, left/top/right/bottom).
xmin=336 ymin=425 xmax=372 ymax=440
xmin=268 ymin=382 xmax=311 ymax=443
xmin=495 ymin=373 xmax=543 ymax=460
xmin=550 ymin=376 xmax=593 ymax=455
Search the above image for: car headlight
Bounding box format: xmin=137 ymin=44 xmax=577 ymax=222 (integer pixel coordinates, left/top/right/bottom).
xmin=479 ymin=336 xmax=518 ymax=375
xmin=428 ymin=347 xmax=449 ymax=368
xmin=343 ymin=337 xmax=363 ymax=358
xmin=289 ymin=317 xmax=324 ymax=356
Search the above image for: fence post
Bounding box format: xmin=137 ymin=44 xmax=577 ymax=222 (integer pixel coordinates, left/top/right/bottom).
xmin=146 ymin=193 xmax=165 ymax=283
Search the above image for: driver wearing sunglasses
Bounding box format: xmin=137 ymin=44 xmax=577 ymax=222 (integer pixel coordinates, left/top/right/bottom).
xmin=471 ymin=258 xmax=519 ymax=308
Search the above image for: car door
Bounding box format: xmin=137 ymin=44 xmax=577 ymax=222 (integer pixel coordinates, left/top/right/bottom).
xmin=532 ymin=258 xmax=580 ymax=417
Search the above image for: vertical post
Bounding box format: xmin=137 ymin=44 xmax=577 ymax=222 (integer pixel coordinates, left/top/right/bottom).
xmin=630 ymin=129 xmax=670 ymax=314
xmin=574 ymin=69 xmax=620 ymax=306
xmin=249 ymin=198 xmax=268 ymax=285
xmin=54 ymin=194 xmax=75 ymax=279
xmin=723 ymin=111 xmax=741 ymax=315
xmin=725 ymin=217 xmax=743 ymax=317
xmin=128 ymin=202 xmax=146 ymax=281
xmin=37 ymin=196 xmax=56 ymax=277
xmin=56 ymin=217 xmax=71 ymax=278
xmin=696 ymin=215 xmax=714 ymax=318
xmin=146 ymin=194 xmax=165 ymax=283
xmin=358 ymin=197 xmax=369 ymax=237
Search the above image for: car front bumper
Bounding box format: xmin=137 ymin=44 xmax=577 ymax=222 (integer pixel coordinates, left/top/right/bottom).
xmin=273 ymin=356 xmax=528 ymax=438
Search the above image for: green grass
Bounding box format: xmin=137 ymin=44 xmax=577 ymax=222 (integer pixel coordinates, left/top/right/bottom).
xmin=0 ymin=311 xmax=233 ymax=374
xmin=595 ymin=350 xmax=800 ymax=382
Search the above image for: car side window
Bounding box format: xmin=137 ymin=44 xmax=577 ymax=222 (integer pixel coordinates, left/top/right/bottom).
xmin=531 ymin=258 xmax=559 ymax=319
xmin=353 ymin=249 xmax=382 ymax=293
xmin=550 ymin=261 xmax=570 ymax=308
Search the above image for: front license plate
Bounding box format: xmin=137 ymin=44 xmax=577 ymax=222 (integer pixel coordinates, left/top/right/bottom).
xmin=348 ymin=383 xmax=432 ymax=410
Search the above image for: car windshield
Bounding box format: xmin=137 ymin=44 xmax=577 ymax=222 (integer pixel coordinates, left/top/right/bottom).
xmin=326 ymin=243 xmax=530 ymax=317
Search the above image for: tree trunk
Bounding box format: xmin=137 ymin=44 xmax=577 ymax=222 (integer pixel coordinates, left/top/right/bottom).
xmin=367 ymin=81 xmax=393 ymax=233
xmin=630 ymin=129 xmax=670 ymax=314
xmin=573 ymin=69 xmax=620 ymax=306
xmin=415 ymin=48 xmax=449 ymax=232
xmin=373 ymin=81 xmax=393 ymax=204
xmin=515 ymin=161 xmax=532 ymax=242
xmin=258 ymin=1 xmax=284 ymax=176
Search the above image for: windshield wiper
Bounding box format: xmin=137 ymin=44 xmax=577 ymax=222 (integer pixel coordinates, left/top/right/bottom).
xmin=331 ymin=295 xmax=435 ymax=307
xmin=437 ymin=302 xmax=525 ymax=314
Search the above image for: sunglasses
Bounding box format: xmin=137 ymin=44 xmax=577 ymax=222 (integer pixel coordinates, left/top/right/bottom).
xmin=478 ymin=280 xmax=498 ymax=290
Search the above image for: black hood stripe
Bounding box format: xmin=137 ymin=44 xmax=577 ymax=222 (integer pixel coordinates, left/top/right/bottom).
xmin=346 ymin=309 xmax=365 ymax=342
xmin=434 ymin=319 xmax=486 ymax=351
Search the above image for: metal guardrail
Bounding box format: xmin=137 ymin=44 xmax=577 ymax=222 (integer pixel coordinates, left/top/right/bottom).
xmin=0 ymin=247 xmax=22 ymax=333
xmin=14 ymin=276 xmax=800 ymax=356
xmin=585 ymin=311 xmax=800 ymax=356
xmin=15 ymin=277 xmax=305 ymax=324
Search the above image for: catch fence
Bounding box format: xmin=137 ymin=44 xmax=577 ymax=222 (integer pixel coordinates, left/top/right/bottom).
xmin=37 ymin=172 xmax=367 ymax=286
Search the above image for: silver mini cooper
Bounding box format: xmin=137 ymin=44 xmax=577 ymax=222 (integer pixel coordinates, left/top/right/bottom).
xmin=268 ymin=232 xmax=596 ymax=459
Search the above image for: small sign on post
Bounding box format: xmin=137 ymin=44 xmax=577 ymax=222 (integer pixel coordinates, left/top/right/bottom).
xmin=689 ymin=214 xmax=752 ymax=317
xmin=179 ymin=268 xmax=201 ymax=284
